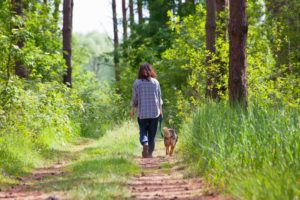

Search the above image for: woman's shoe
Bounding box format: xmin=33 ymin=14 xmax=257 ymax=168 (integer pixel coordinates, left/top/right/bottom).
xmin=142 ymin=144 xmax=149 ymax=158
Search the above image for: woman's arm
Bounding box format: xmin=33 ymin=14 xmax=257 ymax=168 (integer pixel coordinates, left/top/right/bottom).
xmin=131 ymin=106 xmax=136 ymax=118
xmin=131 ymin=80 xmax=138 ymax=118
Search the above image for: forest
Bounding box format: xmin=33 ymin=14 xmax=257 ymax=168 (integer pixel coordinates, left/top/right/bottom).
xmin=0 ymin=0 xmax=299 ymax=199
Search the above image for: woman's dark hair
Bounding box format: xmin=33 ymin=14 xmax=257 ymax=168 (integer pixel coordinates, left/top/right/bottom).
xmin=138 ymin=63 xmax=157 ymax=79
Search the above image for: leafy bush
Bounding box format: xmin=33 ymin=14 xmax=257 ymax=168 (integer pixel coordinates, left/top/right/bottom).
xmin=180 ymin=102 xmax=300 ymax=199
xmin=0 ymin=77 xmax=81 ymax=176
xmin=73 ymin=69 xmax=123 ymax=138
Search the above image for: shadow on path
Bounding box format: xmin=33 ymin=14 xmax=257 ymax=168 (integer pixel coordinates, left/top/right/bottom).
xmin=129 ymin=141 xmax=224 ymax=200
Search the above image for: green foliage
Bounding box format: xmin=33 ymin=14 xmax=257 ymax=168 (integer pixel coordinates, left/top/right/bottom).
xmin=159 ymin=5 xmax=224 ymax=127
xmin=180 ymin=102 xmax=300 ymax=199
xmin=73 ymin=68 xmax=123 ymax=138
xmin=161 ymin=1 xmax=299 ymax=127
xmin=73 ymin=32 xmax=114 ymax=83
xmin=0 ymin=0 xmax=124 ymax=182
xmin=72 ymin=33 xmax=124 ymax=138
xmin=0 ymin=77 xmax=81 ymax=176
xmin=0 ymin=1 xmax=65 ymax=82
xmin=34 ymin=122 xmax=140 ymax=199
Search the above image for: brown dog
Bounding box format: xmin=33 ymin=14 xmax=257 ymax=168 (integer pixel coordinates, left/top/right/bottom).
xmin=162 ymin=127 xmax=178 ymax=156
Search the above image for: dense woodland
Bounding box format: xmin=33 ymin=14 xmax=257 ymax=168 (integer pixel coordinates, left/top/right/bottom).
xmin=0 ymin=0 xmax=299 ymax=199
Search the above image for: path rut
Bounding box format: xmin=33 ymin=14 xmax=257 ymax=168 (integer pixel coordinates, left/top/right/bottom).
xmin=129 ymin=145 xmax=222 ymax=200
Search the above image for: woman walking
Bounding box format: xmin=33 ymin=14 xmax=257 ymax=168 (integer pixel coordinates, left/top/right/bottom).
xmin=131 ymin=63 xmax=163 ymax=158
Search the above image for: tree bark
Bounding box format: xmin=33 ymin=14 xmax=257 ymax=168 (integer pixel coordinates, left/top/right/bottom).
xmin=265 ymin=0 xmax=290 ymax=74
xmin=215 ymin=0 xmax=228 ymax=97
xmin=205 ymin=0 xmax=217 ymax=98
xmin=178 ymin=0 xmax=196 ymax=17
xmin=186 ymin=0 xmax=195 ymax=13
xmin=216 ymin=0 xmax=228 ymax=39
xmin=122 ymin=0 xmax=127 ymax=41
xmin=129 ymin=0 xmax=134 ymax=28
xmin=12 ymin=0 xmax=28 ymax=78
xmin=53 ymin=0 xmax=60 ymax=24
xmin=112 ymin=0 xmax=120 ymax=81
xmin=228 ymin=0 xmax=248 ymax=108
xmin=137 ymin=0 xmax=143 ymax=24
xmin=63 ymin=0 xmax=73 ymax=87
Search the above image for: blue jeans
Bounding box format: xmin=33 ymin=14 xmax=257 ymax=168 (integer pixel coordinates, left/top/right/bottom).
xmin=137 ymin=117 xmax=159 ymax=154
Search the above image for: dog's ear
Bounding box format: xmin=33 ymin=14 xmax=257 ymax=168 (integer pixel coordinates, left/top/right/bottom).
xmin=163 ymin=127 xmax=169 ymax=133
xmin=169 ymin=129 xmax=175 ymax=135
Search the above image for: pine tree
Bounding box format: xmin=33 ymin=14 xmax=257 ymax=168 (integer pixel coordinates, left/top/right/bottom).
xmin=12 ymin=0 xmax=28 ymax=78
xmin=228 ymin=0 xmax=248 ymax=108
xmin=112 ymin=0 xmax=119 ymax=81
xmin=137 ymin=0 xmax=143 ymax=24
xmin=122 ymin=0 xmax=128 ymax=41
xmin=63 ymin=0 xmax=73 ymax=87
xmin=205 ymin=0 xmax=216 ymax=98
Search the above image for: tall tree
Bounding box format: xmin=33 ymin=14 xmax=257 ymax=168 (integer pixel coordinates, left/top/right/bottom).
xmin=216 ymin=0 xmax=228 ymax=39
xmin=178 ymin=0 xmax=196 ymax=17
xmin=205 ymin=0 xmax=217 ymax=98
xmin=137 ymin=0 xmax=143 ymax=24
xmin=215 ymin=0 xmax=228 ymax=98
xmin=122 ymin=0 xmax=128 ymax=41
xmin=228 ymin=0 xmax=248 ymax=108
xmin=12 ymin=0 xmax=28 ymax=78
xmin=112 ymin=0 xmax=119 ymax=81
xmin=148 ymin=0 xmax=171 ymax=29
xmin=63 ymin=0 xmax=73 ymax=87
xmin=129 ymin=0 xmax=134 ymax=29
xmin=53 ymin=0 xmax=60 ymax=24
xmin=265 ymin=0 xmax=300 ymax=75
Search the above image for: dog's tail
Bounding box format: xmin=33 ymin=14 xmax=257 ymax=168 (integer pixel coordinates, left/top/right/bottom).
xmin=162 ymin=127 xmax=171 ymax=138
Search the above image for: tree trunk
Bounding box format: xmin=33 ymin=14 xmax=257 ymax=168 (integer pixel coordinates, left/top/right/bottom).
xmin=216 ymin=0 xmax=228 ymax=39
xmin=205 ymin=0 xmax=217 ymax=98
xmin=215 ymin=0 xmax=228 ymax=98
xmin=265 ymin=0 xmax=290 ymax=74
xmin=178 ymin=0 xmax=196 ymax=17
xmin=63 ymin=0 xmax=73 ymax=87
xmin=53 ymin=0 xmax=60 ymax=24
xmin=228 ymin=0 xmax=248 ymax=108
xmin=122 ymin=0 xmax=127 ymax=41
xmin=186 ymin=0 xmax=195 ymax=13
xmin=129 ymin=0 xmax=134 ymax=28
xmin=112 ymin=0 xmax=120 ymax=82
xmin=148 ymin=0 xmax=171 ymax=30
xmin=12 ymin=0 xmax=28 ymax=78
xmin=137 ymin=0 xmax=143 ymax=24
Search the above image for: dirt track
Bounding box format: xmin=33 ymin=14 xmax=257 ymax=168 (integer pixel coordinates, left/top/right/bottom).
xmin=0 ymin=140 xmax=224 ymax=200
xmin=0 ymin=163 xmax=66 ymax=200
xmin=0 ymin=141 xmax=90 ymax=200
xmin=129 ymin=145 xmax=222 ymax=200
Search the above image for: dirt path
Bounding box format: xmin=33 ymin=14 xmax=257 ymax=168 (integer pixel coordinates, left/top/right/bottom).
xmin=129 ymin=144 xmax=222 ymax=200
xmin=0 ymin=163 xmax=67 ymax=200
xmin=0 ymin=138 xmax=223 ymax=200
xmin=0 ymin=139 xmax=93 ymax=200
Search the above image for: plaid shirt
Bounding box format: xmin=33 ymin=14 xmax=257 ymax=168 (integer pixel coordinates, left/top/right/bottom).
xmin=132 ymin=78 xmax=162 ymax=119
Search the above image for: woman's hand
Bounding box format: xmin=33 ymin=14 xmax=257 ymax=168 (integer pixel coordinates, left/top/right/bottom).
xmin=131 ymin=107 xmax=136 ymax=118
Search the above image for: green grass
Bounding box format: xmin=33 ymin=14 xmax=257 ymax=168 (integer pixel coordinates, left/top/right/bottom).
xmin=33 ymin=121 xmax=141 ymax=199
xmin=179 ymin=102 xmax=300 ymax=199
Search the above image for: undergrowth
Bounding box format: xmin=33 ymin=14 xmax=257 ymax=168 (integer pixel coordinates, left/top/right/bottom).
xmin=180 ymin=102 xmax=300 ymax=199
xmin=0 ymin=75 xmax=123 ymax=184
xmin=36 ymin=121 xmax=140 ymax=199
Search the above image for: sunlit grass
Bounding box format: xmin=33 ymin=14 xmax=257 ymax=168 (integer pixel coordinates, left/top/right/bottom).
xmin=180 ymin=102 xmax=300 ymax=199
xmin=35 ymin=121 xmax=141 ymax=199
